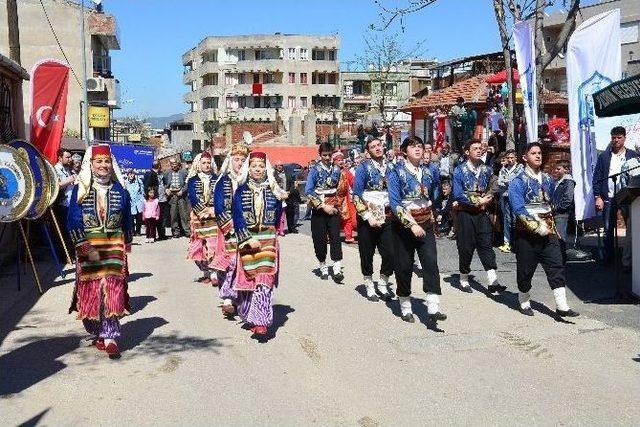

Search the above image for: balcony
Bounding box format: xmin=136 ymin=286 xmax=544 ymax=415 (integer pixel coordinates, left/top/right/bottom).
xmin=183 ymin=91 xmax=199 ymax=103
xmin=200 ymin=85 xmax=225 ymax=98
xmin=311 ymin=84 xmax=341 ymax=97
xmin=88 ymin=13 xmax=120 ymax=50
xmin=92 ymin=55 xmax=112 ymax=78
xmin=228 ymin=59 xmax=287 ymax=72
xmin=198 ymin=62 xmax=223 ymax=76
xmin=224 ymin=83 xmax=284 ymax=96
xmin=183 ymin=69 xmax=197 ymax=84
xmin=184 ymin=111 xmax=199 ymax=123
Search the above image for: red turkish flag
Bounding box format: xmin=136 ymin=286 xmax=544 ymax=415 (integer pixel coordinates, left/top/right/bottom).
xmin=30 ymin=59 xmax=70 ymax=163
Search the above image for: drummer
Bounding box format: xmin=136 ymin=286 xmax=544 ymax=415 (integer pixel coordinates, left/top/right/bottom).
xmin=508 ymin=142 xmax=579 ymax=318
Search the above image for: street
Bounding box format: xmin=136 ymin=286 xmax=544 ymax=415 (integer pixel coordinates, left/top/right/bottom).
xmin=1 ymin=226 xmax=639 ymax=426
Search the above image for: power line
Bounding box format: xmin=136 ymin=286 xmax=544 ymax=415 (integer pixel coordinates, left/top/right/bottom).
xmin=38 ymin=0 xmax=84 ymax=88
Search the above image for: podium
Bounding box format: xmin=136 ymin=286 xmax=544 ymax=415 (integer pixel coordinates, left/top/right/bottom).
xmin=616 ymin=182 xmax=640 ymax=298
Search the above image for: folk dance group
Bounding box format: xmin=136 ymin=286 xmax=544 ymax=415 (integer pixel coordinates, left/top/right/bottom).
xmin=306 ymin=136 xmax=579 ymax=323
xmin=66 ymin=135 xmax=578 ymax=359
xmin=67 ymin=141 xmax=286 ymax=358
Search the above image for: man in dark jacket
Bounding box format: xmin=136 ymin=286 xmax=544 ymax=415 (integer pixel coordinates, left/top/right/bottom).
xmin=592 ymin=126 xmax=637 ymax=263
xmin=552 ymin=160 xmax=575 ymax=265
xmin=162 ymin=157 xmax=190 ymax=238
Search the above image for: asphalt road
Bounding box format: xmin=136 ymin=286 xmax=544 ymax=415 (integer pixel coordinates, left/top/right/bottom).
xmin=1 ymin=223 xmax=639 ymax=426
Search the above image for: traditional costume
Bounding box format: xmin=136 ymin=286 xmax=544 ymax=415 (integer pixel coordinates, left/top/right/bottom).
xmin=452 ymin=160 xmax=505 ymax=293
xmin=388 ymin=153 xmax=445 ymax=322
xmin=232 ymin=151 xmax=285 ymax=335
xmin=335 ymin=152 xmax=357 ymax=244
xmin=186 ymin=151 xmax=219 ymax=285
xmin=304 ymin=157 xmax=345 ymax=282
xmin=352 ymin=156 xmax=394 ymax=301
xmin=213 ymin=141 xmax=251 ymax=316
xmin=67 ymin=144 xmax=133 ymax=358
xmin=508 ymin=166 xmax=579 ymax=317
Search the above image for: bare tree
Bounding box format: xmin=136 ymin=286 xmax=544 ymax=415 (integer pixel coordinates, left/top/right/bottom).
xmin=358 ymin=31 xmax=423 ymax=127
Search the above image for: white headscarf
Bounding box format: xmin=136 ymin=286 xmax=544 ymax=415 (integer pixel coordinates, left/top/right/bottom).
xmin=236 ymin=153 xmax=287 ymax=199
xmin=77 ymin=145 xmax=125 ymax=203
xmin=187 ymin=153 xmax=217 ymax=204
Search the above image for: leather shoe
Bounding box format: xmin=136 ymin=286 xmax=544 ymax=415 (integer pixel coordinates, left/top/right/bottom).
xmin=332 ymin=272 xmax=344 ymax=283
xmin=488 ymin=283 xmax=507 ymax=294
xmin=105 ymin=342 xmax=121 ymax=359
xmin=367 ymin=294 xmax=379 ymax=302
xmin=556 ymin=308 xmax=580 ymax=318
xmin=401 ymin=313 xmax=415 ymax=323
xmin=519 ymin=307 xmax=534 ymax=316
xmin=428 ymin=312 xmax=447 ymax=321
xmin=378 ymin=292 xmax=393 ymax=302
xmin=461 ymin=285 xmax=473 ymax=293
xmin=94 ymin=338 xmax=105 ymax=351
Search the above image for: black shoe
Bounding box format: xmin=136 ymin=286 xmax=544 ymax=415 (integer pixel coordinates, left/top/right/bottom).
xmin=488 ymin=283 xmax=507 ymax=294
xmin=556 ymin=308 xmax=580 ymax=318
xmin=367 ymin=294 xmax=379 ymax=302
xmin=288 ymin=229 xmax=299 ymax=234
xmin=401 ymin=313 xmax=415 ymax=323
xmin=378 ymin=292 xmax=393 ymax=302
xmin=428 ymin=312 xmax=447 ymax=321
xmin=332 ymin=272 xmax=344 ymax=283
xmin=461 ymin=285 xmax=473 ymax=293
xmin=320 ymin=272 xmax=329 ymax=280
xmin=519 ymin=307 xmax=534 ymax=316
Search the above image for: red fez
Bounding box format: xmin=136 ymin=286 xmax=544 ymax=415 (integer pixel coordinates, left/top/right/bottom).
xmin=201 ymin=151 xmax=212 ymax=159
xmin=91 ymin=144 xmax=111 ymax=159
xmin=249 ymin=151 xmax=267 ymax=161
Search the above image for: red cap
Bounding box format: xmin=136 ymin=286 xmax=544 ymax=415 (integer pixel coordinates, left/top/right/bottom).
xmin=201 ymin=151 xmax=212 ymax=159
xmin=249 ymin=151 xmax=266 ymax=161
xmin=91 ymin=144 xmax=111 ymax=159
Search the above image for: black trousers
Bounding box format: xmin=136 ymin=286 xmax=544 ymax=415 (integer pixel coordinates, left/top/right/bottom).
xmin=456 ymin=210 xmax=497 ymax=274
xmin=392 ymin=221 xmax=441 ymax=298
xmin=514 ymin=231 xmax=566 ymax=293
xmin=310 ymin=209 xmax=343 ymax=263
xmin=357 ymin=217 xmax=395 ymax=278
xmin=157 ymin=201 xmax=168 ymax=239
xmin=133 ymin=212 xmax=143 ymax=235
xmin=286 ymin=202 xmax=299 ymax=231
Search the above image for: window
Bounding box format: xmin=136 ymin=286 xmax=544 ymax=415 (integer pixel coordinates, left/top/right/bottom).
xmin=381 ymin=83 xmax=397 ymax=96
xmin=621 ymin=21 xmax=639 ymax=45
xmin=288 ymin=72 xmax=296 ymax=84
xmin=300 ymin=96 xmax=308 ymax=108
xmin=224 ymin=73 xmax=238 ymax=85
xmin=253 ymin=73 xmax=261 ymax=84
xmin=238 ymin=50 xmax=246 ymax=61
xmin=203 ymin=73 xmax=218 ymax=86
xmin=253 ymin=97 xmax=261 ymax=108
xmin=264 ymin=73 xmax=276 ymax=84
xmin=203 ymin=97 xmax=218 ymax=109
xmin=288 ymin=96 xmax=296 ymax=109
xmin=300 ymin=73 xmax=308 ymax=84
xmin=226 ymin=97 xmax=239 ymax=109
xmin=239 ymin=73 xmax=246 ymax=84
xmin=264 ymin=96 xmax=271 ymax=108
xmin=312 ymin=49 xmax=325 ymax=60
xmin=255 ymin=49 xmax=265 ymax=60
xmin=328 ymin=73 xmax=336 ymax=84
xmin=287 ymin=48 xmax=296 ymax=60
xmin=239 ymin=96 xmax=247 ymax=108
xmin=328 ymin=50 xmax=336 ymax=61
xmin=202 ymin=50 xmax=217 ymax=63
xmin=299 ymin=48 xmax=308 ymax=60
xmin=318 ymin=73 xmax=326 ymax=84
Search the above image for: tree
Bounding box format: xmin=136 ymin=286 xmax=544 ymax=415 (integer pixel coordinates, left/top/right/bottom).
xmin=358 ymin=31 xmax=422 ymax=127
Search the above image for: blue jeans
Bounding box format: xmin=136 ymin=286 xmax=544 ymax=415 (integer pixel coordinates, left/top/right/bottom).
xmin=500 ymin=196 xmax=512 ymax=245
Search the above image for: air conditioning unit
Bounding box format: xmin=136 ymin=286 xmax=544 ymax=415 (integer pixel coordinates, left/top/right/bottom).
xmin=86 ymin=77 xmax=105 ymax=92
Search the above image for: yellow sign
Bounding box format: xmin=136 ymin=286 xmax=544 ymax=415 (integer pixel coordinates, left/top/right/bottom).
xmin=88 ymin=106 xmax=110 ymax=128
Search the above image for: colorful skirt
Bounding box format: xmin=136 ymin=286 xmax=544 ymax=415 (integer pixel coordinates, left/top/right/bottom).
xmin=211 ymin=228 xmax=238 ymax=272
xmin=187 ymin=214 xmax=218 ymax=262
xmin=69 ymin=231 xmax=129 ymax=321
xmin=234 ymin=226 xmax=279 ymax=291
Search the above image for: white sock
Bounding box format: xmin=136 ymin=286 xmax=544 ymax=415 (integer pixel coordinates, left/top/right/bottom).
xmin=425 ymin=293 xmax=440 ymax=315
xmin=364 ymin=277 xmax=376 ymax=297
xmin=104 ymin=338 xmax=116 ymax=346
xmin=222 ymin=298 xmax=232 ymax=306
xmin=320 ymin=263 xmax=328 ymax=275
xmin=487 ymin=269 xmax=498 ymax=285
xmin=332 ymin=260 xmax=342 ymax=273
xmin=415 ymin=259 xmax=422 ymax=269
xmin=553 ymin=287 xmax=570 ymax=311
xmin=519 ymin=292 xmax=531 ymax=309
xmin=399 ymin=296 xmax=412 ymax=316
xmin=378 ymin=275 xmax=390 ymax=294
xmin=460 ymin=273 xmax=470 ymax=288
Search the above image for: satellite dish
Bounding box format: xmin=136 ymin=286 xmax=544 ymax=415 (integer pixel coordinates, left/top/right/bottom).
xmin=242 ymin=131 xmax=253 ymax=145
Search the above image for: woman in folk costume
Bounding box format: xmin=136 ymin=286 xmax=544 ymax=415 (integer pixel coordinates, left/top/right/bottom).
xmin=232 ymin=151 xmax=287 ymax=336
xmin=212 ymin=141 xmax=251 ymax=317
xmin=334 ymin=151 xmax=357 ymax=244
xmin=186 ymin=151 xmax=219 ymax=285
xmin=67 ymin=144 xmax=133 ymax=359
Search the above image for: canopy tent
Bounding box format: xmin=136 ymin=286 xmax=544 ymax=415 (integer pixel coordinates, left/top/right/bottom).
xmin=593 ymin=73 xmax=640 ymax=118
xmin=485 ymin=68 xmax=520 ymax=84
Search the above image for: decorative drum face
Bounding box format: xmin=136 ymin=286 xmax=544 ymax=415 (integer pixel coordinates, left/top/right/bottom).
xmin=0 ymin=145 xmax=35 ymax=223
xmin=43 ymin=158 xmax=59 ymax=208
xmin=9 ymin=140 xmax=52 ymax=220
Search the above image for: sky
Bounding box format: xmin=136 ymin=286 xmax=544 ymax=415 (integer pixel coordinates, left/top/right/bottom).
xmin=106 ymin=0 xmax=505 ymax=118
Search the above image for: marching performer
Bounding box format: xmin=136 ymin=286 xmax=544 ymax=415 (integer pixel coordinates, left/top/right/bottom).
xmin=186 ymin=151 xmax=219 ymax=285
xmin=67 ymin=144 xmax=133 ymax=359
xmin=213 ymin=140 xmax=251 ymax=317
xmin=352 ymin=137 xmax=394 ymax=302
xmin=388 ymin=136 xmax=446 ymax=323
xmin=452 ymin=140 xmax=506 ymax=294
xmin=508 ymin=142 xmax=579 ymax=318
xmin=232 ymin=151 xmax=286 ymax=336
xmin=304 ymin=142 xmax=346 ymax=283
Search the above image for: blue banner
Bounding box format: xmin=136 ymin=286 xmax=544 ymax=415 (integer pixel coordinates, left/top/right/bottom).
xmin=109 ymin=144 xmax=155 ymax=178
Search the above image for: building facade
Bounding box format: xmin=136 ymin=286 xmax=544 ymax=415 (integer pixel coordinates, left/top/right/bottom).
xmin=542 ymin=0 xmax=640 ymax=93
xmin=182 ymin=33 xmax=341 ymax=142
xmin=0 ymin=0 xmax=120 ymax=142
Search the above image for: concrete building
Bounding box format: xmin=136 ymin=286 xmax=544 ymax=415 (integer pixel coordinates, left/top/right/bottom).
xmin=542 ymin=0 xmax=640 ymax=93
xmin=0 ymin=0 xmax=121 ymax=141
xmin=182 ymin=33 xmax=341 ymax=143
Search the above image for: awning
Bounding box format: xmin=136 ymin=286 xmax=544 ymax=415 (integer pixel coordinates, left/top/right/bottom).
xmin=593 ymin=74 xmax=640 ymax=118
xmin=486 ymin=68 xmax=519 ymax=84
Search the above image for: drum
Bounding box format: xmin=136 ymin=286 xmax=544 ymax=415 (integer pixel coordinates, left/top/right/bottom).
xmin=0 ymin=145 xmax=36 ymax=223
xmin=9 ymin=140 xmax=51 ymax=219
xmin=43 ymin=158 xmax=59 ymax=208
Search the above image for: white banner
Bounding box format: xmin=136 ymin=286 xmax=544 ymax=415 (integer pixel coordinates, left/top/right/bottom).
xmin=513 ymin=20 xmax=538 ymax=143
xmin=567 ymin=9 xmax=621 ymax=221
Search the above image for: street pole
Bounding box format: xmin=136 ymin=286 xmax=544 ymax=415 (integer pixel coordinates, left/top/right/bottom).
xmin=80 ymin=0 xmax=90 ymax=147
xmin=6 ymin=0 xmax=21 ymax=64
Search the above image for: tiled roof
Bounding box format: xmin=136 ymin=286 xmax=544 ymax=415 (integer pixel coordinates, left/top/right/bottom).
xmin=401 ymin=74 xmax=568 ymax=112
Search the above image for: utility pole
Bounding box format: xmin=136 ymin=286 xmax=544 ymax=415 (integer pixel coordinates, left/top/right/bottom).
xmin=80 ymin=0 xmax=90 ymax=146
xmin=6 ymin=0 xmax=21 ymax=64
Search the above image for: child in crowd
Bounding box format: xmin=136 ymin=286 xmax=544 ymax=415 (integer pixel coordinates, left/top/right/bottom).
xmin=142 ymin=187 xmax=161 ymax=243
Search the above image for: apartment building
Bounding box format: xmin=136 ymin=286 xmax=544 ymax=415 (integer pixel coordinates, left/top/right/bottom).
xmin=182 ymin=33 xmax=341 ymax=141
xmin=542 ymin=0 xmax=639 ymax=93
xmin=0 ymin=0 xmax=121 ymax=141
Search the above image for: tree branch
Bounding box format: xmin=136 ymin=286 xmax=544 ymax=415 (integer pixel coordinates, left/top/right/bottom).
xmin=540 ymin=0 xmax=580 ymax=70
xmin=372 ymin=0 xmax=439 ymax=31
